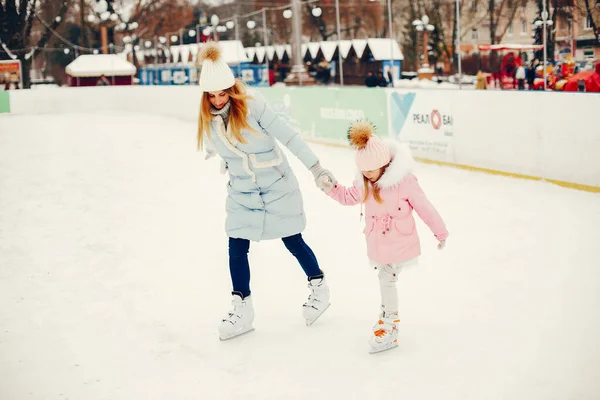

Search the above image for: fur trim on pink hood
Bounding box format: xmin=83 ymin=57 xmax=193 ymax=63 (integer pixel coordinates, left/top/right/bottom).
xmin=327 ymin=140 xmax=448 ymax=264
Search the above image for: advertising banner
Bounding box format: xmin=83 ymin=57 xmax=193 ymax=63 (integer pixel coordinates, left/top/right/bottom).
xmin=387 ymin=90 xmax=455 ymax=162
xmin=0 ymin=59 xmax=23 ymax=90
xmin=259 ymin=87 xmax=388 ymax=143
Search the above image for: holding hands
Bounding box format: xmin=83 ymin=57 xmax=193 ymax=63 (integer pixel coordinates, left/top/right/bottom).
xmin=310 ymin=162 xmax=336 ymax=193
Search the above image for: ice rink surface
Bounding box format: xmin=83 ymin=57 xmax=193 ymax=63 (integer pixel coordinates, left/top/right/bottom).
xmin=1 ymin=112 xmax=599 ymax=399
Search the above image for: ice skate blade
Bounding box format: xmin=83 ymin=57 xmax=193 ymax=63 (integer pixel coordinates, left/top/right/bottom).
xmin=369 ymin=341 xmax=398 ymax=354
xmin=304 ymin=303 xmax=331 ymax=326
xmin=219 ymin=326 xmax=255 ymax=341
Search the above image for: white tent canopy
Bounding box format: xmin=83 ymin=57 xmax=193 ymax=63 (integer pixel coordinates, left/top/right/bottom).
xmin=66 ymin=54 xmax=136 ymax=77
xmin=319 ymin=42 xmax=338 ymax=62
xmin=352 ymin=39 xmax=368 ymax=58
xmin=365 ymin=38 xmax=403 ymax=61
xmin=338 ymin=40 xmax=353 ymax=59
xmin=274 ymin=45 xmax=287 ymax=60
xmin=170 ymin=46 xmax=180 ymax=63
xmin=170 ymin=40 xmax=249 ymax=65
xmin=255 ymin=47 xmax=266 ymax=63
xmin=306 ymin=43 xmax=321 ymax=59
xmin=245 ymin=38 xmax=403 ymax=63
xmin=246 ymin=47 xmax=256 ymax=61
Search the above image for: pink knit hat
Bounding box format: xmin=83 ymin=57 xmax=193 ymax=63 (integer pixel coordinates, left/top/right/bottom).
xmin=348 ymin=121 xmax=391 ymax=171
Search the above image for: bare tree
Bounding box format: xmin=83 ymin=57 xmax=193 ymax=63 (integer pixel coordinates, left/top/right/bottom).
xmin=304 ymin=2 xmax=330 ymax=41
xmin=488 ymin=0 xmax=522 ymax=44
xmin=403 ymin=0 xmax=419 ymax=70
xmin=82 ymin=0 xmax=194 ymax=68
xmin=353 ymin=1 xmax=386 ymax=38
xmin=487 ymin=0 xmax=521 ymax=70
xmin=0 ymin=0 xmax=71 ymax=88
xmin=581 ymin=0 xmax=599 ymax=45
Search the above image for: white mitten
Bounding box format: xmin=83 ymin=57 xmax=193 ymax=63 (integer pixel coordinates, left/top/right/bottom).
xmin=204 ymin=139 xmax=218 ymax=160
xmin=205 ymin=147 xmax=216 ymax=160
xmin=317 ymin=175 xmax=335 ymax=193
xmin=220 ymin=159 xmax=228 ymax=174
xmin=437 ymin=238 xmax=446 ymax=250
xmin=309 ymin=162 xmax=336 ymax=192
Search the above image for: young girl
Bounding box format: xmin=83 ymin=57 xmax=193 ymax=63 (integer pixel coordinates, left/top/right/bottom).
xmin=319 ymin=121 xmax=448 ymax=353
xmin=197 ymin=42 xmax=336 ymax=340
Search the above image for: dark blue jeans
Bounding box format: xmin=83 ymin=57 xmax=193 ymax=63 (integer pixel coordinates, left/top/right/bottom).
xmin=228 ymin=233 xmax=323 ymax=299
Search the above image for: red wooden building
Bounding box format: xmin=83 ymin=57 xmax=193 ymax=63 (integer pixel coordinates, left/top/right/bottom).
xmin=66 ymin=54 xmax=136 ymax=86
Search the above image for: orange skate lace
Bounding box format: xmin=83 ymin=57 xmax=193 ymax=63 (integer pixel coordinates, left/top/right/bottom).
xmin=374 ymin=318 xmax=400 ymax=337
xmin=374 ymin=329 xmax=387 ymax=337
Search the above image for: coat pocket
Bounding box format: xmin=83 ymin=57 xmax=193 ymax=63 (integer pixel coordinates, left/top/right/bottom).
xmin=249 ymin=147 xmax=283 ymax=168
xmin=394 ymin=216 xmax=416 ymax=235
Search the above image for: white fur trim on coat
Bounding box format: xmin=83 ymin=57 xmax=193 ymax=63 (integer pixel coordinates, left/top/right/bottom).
xmin=357 ymin=140 xmax=416 ymax=189
xmin=213 ymin=116 xmax=257 ymax=182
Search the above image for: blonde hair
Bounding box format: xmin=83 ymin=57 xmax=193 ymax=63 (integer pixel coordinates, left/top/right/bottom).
xmin=362 ymin=164 xmax=390 ymax=204
xmin=363 ymin=175 xmax=383 ymax=204
xmin=197 ymin=80 xmax=258 ymax=149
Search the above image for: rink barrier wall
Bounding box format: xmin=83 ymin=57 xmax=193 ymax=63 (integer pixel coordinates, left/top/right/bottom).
xmin=7 ymin=86 xmax=202 ymax=123
xmin=5 ymin=86 xmax=600 ymax=192
xmin=303 ymin=138 xmax=600 ymax=193
xmin=0 ymin=91 xmax=9 ymax=113
xmin=383 ymin=89 xmax=600 ymax=193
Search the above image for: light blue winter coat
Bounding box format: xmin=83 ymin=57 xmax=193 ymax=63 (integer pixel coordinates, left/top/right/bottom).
xmin=205 ymin=92 xmax=319 ymax=242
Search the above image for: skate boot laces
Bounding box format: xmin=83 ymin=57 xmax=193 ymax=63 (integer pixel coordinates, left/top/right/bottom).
xmin=305 ymin=279 xmax=325 ymax=307
xmin=223 ymin=297 xmax=247 ymax=322
xmin=373 ymin=314 xmax=400 ymax=338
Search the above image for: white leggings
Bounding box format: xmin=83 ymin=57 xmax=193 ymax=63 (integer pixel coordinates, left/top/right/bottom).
xmin=372 ymin=258 xmax=418 ymax=316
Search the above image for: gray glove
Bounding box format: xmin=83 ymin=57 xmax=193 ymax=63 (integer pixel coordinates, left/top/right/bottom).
xmin=205 ymin=147 xmax=217 ymax=160
xmin=310 ymin=162 xmax=336 ymax=192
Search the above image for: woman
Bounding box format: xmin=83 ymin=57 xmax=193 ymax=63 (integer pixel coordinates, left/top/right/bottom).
xmin=197 ymin=42 xmax=336 ymax=340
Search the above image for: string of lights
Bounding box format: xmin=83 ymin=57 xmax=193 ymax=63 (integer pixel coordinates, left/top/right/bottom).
xmin=2 ymin=0 xmax=327 ymax=58
xmin=1 ymin=0 xmax=378 ymax=65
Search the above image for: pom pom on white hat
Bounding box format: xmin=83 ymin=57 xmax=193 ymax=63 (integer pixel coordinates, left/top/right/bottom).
xmin=198 ymin=41 xmax=235 ymax=92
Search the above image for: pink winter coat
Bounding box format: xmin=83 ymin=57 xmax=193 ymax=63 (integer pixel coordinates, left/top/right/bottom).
xmin=327 ymin=141 xmax=448 ymax=265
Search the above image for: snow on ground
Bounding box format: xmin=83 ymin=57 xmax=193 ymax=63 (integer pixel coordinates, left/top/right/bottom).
xmin=1 ymin=112 xmax=599 ymax=400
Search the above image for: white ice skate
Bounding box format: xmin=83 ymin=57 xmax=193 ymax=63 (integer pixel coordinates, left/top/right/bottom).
xmin=303 ymin=278 xmax=330 ymax=326
xmin=368 ymin=313 xmax=400 ymax=354
xmin=218 ymin=294 xmax=255 ymax=340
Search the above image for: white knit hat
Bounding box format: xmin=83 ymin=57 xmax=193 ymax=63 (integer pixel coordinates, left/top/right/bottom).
xmin=198 ymin=41 xmax=235 ymax=92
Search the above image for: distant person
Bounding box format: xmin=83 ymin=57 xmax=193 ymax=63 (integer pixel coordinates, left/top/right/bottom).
xmin=268 ymin=68 xmax=274 ymax=86
xmin=515 ymin=65 xmax=526 ymax=90
xmin=318 ymin=121 xmax=448 ymax=353
xmin=376 ymin=72 xmax=388 ymax=87
xmin=96 ymin=75 xmax=110 ymax=86
xmin=321 ymin=66 xmax=331 ymax=84
xmin=527 ymin=60 xmax=539 ymax=90
xmin=476 ymin=70 xmax=487 ymax=90
xmin=277 ymin=63 xmax=287 ymax=82
xmin=365 ymin=71 xmax=378 ymax=87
